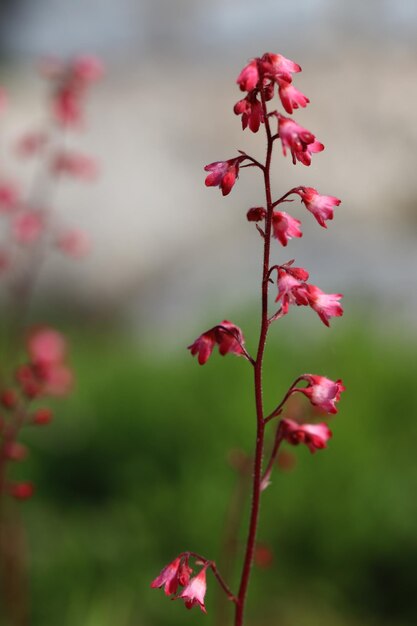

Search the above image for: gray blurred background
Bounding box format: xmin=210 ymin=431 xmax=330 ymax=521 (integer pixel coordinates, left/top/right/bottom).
xmin=0 ymin=0 xmax=416 ymax=346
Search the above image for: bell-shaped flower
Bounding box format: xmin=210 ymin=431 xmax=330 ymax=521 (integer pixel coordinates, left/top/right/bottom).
xmin=276 ymin=266 xmax=310 ymax=314
xmin=178 ymin=566 xmax=208 ymax=613
xmin=305 ymin=284 xmax=343 ymax=327
xmin=278 ymin=82 xmax=309 ymax=114
xmin=188 ymin=321 xmax=246 ymax=365
xmin=204 ymin=158 xmax=242 ymax=196
xmin=234 ymin=93 xmax=263 ymax=132
xmin=272 ymin=211 xmax=302 ymax=246
xmin=280 ymin=418 xmax=332 ymax=453
xmin=260 ymin=53 xmax=301 ymax=85
xmin=236 ymin=59 xmax=259 ymax=92
xmin=247 ymin=207 xmax=266 ymax=222
xmin=151 ymin=556 xmax=182 ymax=596
xmin=278 ymin=114 xmax=324 ymax=166
xmin=297 ymin=187 xmax=341 ymax=228
xmin=295 ymin=375 xmax=345 ymax=414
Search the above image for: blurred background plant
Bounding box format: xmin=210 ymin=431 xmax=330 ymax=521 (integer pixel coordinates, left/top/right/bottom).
xmin=0 ymin=1 xmax=416 ymax=626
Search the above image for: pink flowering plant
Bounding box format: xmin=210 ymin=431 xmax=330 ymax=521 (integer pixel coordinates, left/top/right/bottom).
xmin=151 ymin=52 xmax=345 ymax=625
xmin=0 ymin=56 xmax=102 ymax=625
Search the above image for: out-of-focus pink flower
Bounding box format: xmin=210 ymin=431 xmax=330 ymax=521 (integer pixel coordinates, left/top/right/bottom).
xmin=0 ymin=182 xmax=19 ymax=213
xmin=72 ymin=56 xmax=104 ymax=82
xmin=254 ymin=543 xmax=273 ymax=568
xmin=280 ymin=418 xmax=332 ymax=453
xmin=1 ymin=389 xmax=18 ymax=409
xmin=272 ymin=211 xmax=302 ymax=246
xmin=204 ymin=158 xmax=242 ymax=196
xmin=295 ymin=375 xmax=345 ymax=414
xmin=234 ymin=93 xmax=263 ymax=132
xmin=188 ymin=321 xmax=246 ymax=365
xmin=178 ymin=567 xmax=208 ymax=613
xmin=297 ymin=187 xmax=341 ymax=228
xmin=15 ymin=132 xmax=48 ymax=158
xmin=237 ymin=59 xmax=259 ymax=92
xmin=27 ymin=328 xmax=67 ymax=367
xmin=278 ymin=114 xmax=324 ymax=166
xmin=276 ymin=266 xmax=310 ymax=314
xmin=40 ymin=363 xmax=73 ymax=396
xmin=9 ymin=482 xmax=34 ymax=500
xmin=305 ymin=284 xmax=343 ymax=327
xmin=4 ymin=442 xmax=27 ymax=461
xmin=278 ymin=82 xmax=309 ymax=114
xmin=12 ymin=211 xmax=44 ymax=244
xmin=32 ymin=407 xmax=53 ymax=425
xmin=151 ymin=557 xmax=182 ymax=596
xmin=52 ymin=152 xmax=98 ymax=180
xmin=56 ymin=229 xmax=91 ymax=258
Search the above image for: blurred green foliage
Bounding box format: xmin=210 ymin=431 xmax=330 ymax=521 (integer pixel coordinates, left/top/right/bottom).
xmin=11 ymin=317 xmax=417 ymax=626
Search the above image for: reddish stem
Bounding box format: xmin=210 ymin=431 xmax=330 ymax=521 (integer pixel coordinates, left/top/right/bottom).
xmin=234 ymin=77 xmax=274 ymax=626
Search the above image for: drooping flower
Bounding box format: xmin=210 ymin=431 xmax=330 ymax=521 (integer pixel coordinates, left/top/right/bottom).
xmin=280 ymin=418 xmax=332 ymax=453
xmin=236 ymin=59 xmax=259 ymax=92
xmin=278 ymin=82 xmax=309 ymax=115
xmin=204 ymin=158 xmax=242 ymax=196
xmin=305 ymin=284 xmax=343 ymax=327
xmin=278 ymin=114 xmax=324 ymax=166
xmin=297 ymin=187 xmax=341 ymax=228
xmin=275 ymin=266 xmax=310 ymax=314
xmin=12 ymin=211 xmax=44 ymax=244
xmin=260 ymin=53 xmax=301 ymax=85
xmin=178 ymin=566 xmax=208 ymax=613
xmin=294 ymin=375 xmax=345 ymax=414
xmin=234 ymin=92 xmax=263 ymax=132
xmin=188 ymin=321 xmax=246 ymax=365
xmin=151 ymin=557 xmax=182 ymax=596
xmin=272 ymin=211 xmax=302 ymax=246
xmin=52 ymin=152 xmax=98 ymax=180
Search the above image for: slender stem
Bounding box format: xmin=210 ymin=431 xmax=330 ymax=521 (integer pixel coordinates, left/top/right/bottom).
xmin=234 ymin=77 xmax=274 ymax=626
xmin=260 ymin=426 xmax=283 ymax=491
xmin=184 ymin=551 xmax=237 ymax=603
xmin=264 ymin=376 xmax=304 ymax=424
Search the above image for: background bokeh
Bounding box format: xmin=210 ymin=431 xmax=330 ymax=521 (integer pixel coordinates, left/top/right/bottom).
xmin=0 ymin=1 xmax=416 ymax=625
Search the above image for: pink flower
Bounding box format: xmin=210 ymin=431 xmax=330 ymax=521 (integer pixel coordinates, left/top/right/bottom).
xmin=8 ymin=482 xmax=35 ymax=500
xmin=188 ymin=321 xmax=246 ymax=365
xmin=297 ymin=187 xmax=341 ymax=228
xmin=261 ymin=53 xmax=301 ymax=85
xmin=56 ymin=229 xmax=91 ymax=258
xmin=151 ymin=557 xmax=182 ymax=596
xmin=278 ymin=114 xmax=324 ymax=166
xmin=246 ymin=207 xmax=266 ymax=222
xmin=204 ymin=158 xmax=242 ymax=196
xmin=52 ymin=152 xmax=98 ymax=180
xmin=272 ymin=211 xmax=302 ymax=246
xmin=234 ymin=93 xmax=263 ymax=132
xmin=276 ymin=266 xmax=309 ymax=314
xmin=295 ymin=375 xmax=345 ymax=414
xmin=236 ymin=59 xmax=259 ymax=92
xmin=27 ymin=327 xmax=67 ymax=367
xmin=278 ymin=82 xmax=309 ymax=115
xmin=16 ymin=132 xmax=48 ymax=158
xmin=0 ymin=182 xmax=19 ymax=213
xmin=72 ymin=56 xmax=104 ymax=82
xmin=305 ymin=284 xmax=343 ymax=327
xmin=178 ymin=567 xmax=208 ymax=613
xmin=12 ymin=211 xmax=44 ymax=244
xmin=280 ymin=418 xmax=332 ymax=453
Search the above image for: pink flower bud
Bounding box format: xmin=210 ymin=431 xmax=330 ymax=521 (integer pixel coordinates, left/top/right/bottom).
xmin=0 ymin=182 xmax=19 ymax=213
xmin=234 ymin=93 xmax=263 ymax=132
xmin=280 ymin=418 xmax=332 ymax=453
xmin=9 ymin=482 xmax=34 ymax=500
xmin=15 ymin=132 xmax=48 ymax=158
xmin=33 ymin=407 xmax=53 ymax=425
xmin=27 ymin=328 xmax=67 ymax=367
xmin=272 ymin=211 xmax=302 ymax=246
xmin=12 ymin=211 xmax=44 ymax=244
xmin=246 ymin=207 xmax=266 ymax=222
xmin=52 ymin=152 xmax=98 ymax=180
xmin=1 ymin=389 xmax=17 ymax=409
xmin=4 ymin=442 xmax=27 ymax=461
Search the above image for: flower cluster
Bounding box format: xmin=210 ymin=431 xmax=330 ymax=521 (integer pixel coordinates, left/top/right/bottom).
xmin=151 ymin=554 xmax=208 ymax=613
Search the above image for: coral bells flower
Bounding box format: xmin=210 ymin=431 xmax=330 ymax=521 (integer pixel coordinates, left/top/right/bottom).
xmin=278 ymin=82 xmax=309 ymax=115
xmin=295 ymin=375 xmax=345 ymax=414
xmin=52 ymin=152 xmax=98 ymax=180
xmin=247 ymin=207 xmax=266 ymax=222
xmin=236 ymin=59 xmax=259 ymax=92
xmin=9 ymin=482 xmax=35 ymax=500
xmin=204 ymin=158 xmax=242 ymax=196
xmin=260 ymin=52 xmax=301 ymax=85
xmin=178 ymin=566 xmax=208 ymax=613
xmin=305 ymin=284 xmax=343 ymax=327
xmin=27 ymin=327 xmax=67 ymax=366
xmin=151 ymin=556 xmax=182 ymax=596
xmin=56 ymin=229 xmax=91 ymax=258
xmin=272 ymin=211 xmax=302 ymax=246
xmin=13 ymin=211 xmax=44 ymax=244
xmin=24 ymin=327 xmax=73 ymax=397
xmin=276 ymin=266 xmax=310 ymax=314
xmin=188 ymin=321 xmax=246 ymax=365
xmin=234 ymin=93 xmax=263 ymax=132
xmin=278 ymin=114 xmax=324 ymax=166
xmin=297 ymin=187 xmax=341 ymax=228
xmin=280 ymin=418 xmax=332 ymax=453
xmin=0 ymin=182 xmax=20 ymax=213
